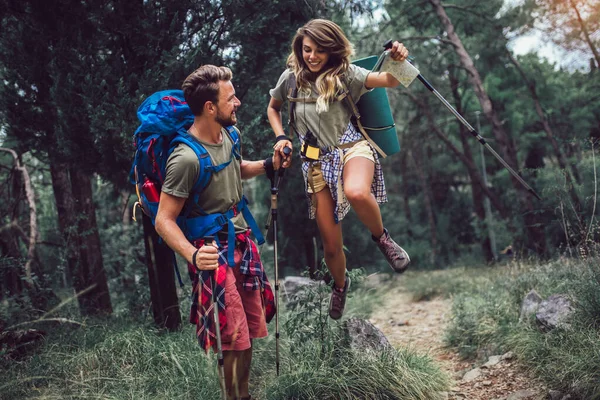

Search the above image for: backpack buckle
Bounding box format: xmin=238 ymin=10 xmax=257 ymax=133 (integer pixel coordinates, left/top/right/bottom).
xmin=215 ymin=214 xmax=228 ymax=226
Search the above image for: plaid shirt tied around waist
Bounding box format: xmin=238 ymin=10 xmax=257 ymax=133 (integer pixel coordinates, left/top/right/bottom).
xmin=189 ymin=230 xmax=275 ymax=352
xmin=301 ymin=122 xmax=387 ymax=223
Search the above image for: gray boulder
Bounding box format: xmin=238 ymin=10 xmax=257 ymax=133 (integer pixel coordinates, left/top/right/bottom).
xmin=343 ymin=317 xmax=392 ymax=353
xmin=282 ymin=276 xmax=317 ymax=306
xmin=536 ymin=294 xmax=574 ymax=331
xmin=519 ymin=289 xmax=543 ymax=322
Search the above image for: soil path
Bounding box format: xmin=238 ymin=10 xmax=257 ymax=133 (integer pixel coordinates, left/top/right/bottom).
xmin=368 ymin=276 xmax=548 ymax=400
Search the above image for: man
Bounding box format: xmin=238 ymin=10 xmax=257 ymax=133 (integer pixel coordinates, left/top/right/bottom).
xmin=155 ymin=65 xmax=287 ymax=400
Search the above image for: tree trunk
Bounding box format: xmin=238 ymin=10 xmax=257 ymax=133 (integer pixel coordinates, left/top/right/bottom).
xmin=69 ymin=168 xmax=113 ymax=316
xmin=569 ymin=0 xmax=600 ymax=68
xmin=49 ymin=157 xmax=78 ymax=289
xmin=142 ymin=213 xmax=182 ymax=331
xmin=430 ymin=0 xmax=547 ymax=256
xmin=404 ymin=91 xmax=509 ymax=220
xmin=507 ymin=50 xmax=582 ymax=212
xmin=399 ymin=152 xmax=414 ymax=238
xmin=305 ymin=236 xmax=319 ymax=280
xmin=410 ymin=148 xmax=438 ymax=266
xmin=448 ymin=74 xmax=496 ymax=262
xmin=0 ymin=224 xmax=24 ymax=299
xmin=0 ymin=149 xmax=59 ymax=310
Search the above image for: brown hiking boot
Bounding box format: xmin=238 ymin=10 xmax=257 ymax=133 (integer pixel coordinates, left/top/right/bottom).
xmin=328 ymin=277 xmax=350 ymax=320
xmin=374 ymin=228 xmax=410 ymax=273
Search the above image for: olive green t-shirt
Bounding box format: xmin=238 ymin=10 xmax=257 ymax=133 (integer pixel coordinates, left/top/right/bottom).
xmin=269 ymin=64 xmax=371 ymax=148
xmin=161 ymin=127 xmax=247 ymax=233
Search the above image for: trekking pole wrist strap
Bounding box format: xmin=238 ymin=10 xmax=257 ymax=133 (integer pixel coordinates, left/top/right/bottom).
xmin=275 ymin=135 xmax=291 ymax=144
xmin=264 ymin=157 xmax=275 ymax=180
xmin=192 ymin=248 xmax=200 ymax=270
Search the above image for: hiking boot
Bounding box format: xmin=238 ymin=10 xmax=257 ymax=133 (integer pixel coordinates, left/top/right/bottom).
xmin=374 ymin=228 xmax=410 ymax=273
xmin=328 ymin=277 xmax=351 ymax=320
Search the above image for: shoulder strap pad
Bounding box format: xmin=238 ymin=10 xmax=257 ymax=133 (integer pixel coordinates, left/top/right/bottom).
xmin=170 ymin=132 xmax=213 ymax=194
xmin=225 ymin=126 xmax=241 ymax=160
xmin=286 ymin=73 xmax=298 ymax=126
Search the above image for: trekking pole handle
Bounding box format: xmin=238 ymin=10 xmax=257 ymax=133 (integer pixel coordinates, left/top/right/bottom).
xmin=277 ymin=146 xmax=292 ymax=178
xmin=202 ymin=235 xmax=219 ymax=284
xmin=203 ymin=235 xmax=215 ymax=246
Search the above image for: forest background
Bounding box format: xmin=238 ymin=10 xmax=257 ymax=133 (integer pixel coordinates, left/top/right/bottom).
xmin=0 ymin=0 xmax=598 ymax=397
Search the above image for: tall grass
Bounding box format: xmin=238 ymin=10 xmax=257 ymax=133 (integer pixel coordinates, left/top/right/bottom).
xmin=1 ymin=268 xmax=450 ymax=399
xmin=252 ymin=267 xmax=450 ymax=399
xmin=0 ymin=321 xmax=221 ymax=400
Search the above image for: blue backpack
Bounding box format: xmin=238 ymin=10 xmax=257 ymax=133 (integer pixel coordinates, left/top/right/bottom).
xmin=130 ymin=90 xmax=265 ymax=274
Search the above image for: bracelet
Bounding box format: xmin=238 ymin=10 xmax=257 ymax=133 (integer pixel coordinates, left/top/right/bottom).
xmin=275 ymin=135 xmax=291 ymax=143
xmin=192 ymin=249 xmax=199 ymax=270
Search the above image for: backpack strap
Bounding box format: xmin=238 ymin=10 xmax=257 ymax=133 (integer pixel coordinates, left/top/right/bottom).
xmin=170 ymin=126 xmax=241 ymax=196
xmin=169 ymin=131 xmax=212 ymax=195
xmin=286 ymin=73 xmax=388 ymax=158
xmin=224 ymin=125 xmax=242 ymax=161
xmin=286 ymin=73 xmax=301 ymax=140
xmin=339 ymin=79 xmax=388 ymax=158
xmin=179 ymin=195 xmax=265 ymax=266
xmin=170 ymin=127 xmax=264 ymax=266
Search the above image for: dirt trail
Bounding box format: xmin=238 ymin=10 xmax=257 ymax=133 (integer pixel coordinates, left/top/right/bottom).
xmin=368 ymin=276 xmax=548 ymax=400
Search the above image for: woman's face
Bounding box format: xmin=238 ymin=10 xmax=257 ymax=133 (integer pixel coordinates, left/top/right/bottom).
xmin=302 ymin=36 xmax=329 ymax=74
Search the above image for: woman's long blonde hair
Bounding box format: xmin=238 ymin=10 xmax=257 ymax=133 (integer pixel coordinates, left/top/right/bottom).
xmin=287 ymin=19 xmax=354 ymax=113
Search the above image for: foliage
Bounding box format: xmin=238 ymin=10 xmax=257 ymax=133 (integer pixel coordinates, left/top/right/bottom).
xmin=518 ymin=0 xmax=600 ymax=68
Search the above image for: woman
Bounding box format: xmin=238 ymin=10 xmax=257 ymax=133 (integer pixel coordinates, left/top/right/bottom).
xmin=267 ymin=19 xmax=410 ymax=320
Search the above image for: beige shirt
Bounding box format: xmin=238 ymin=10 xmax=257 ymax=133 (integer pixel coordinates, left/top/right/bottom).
xmin=162 ymin=127 xmax=247 ymax=233
xmin=269 ymin=64 xmax=371 ymax=148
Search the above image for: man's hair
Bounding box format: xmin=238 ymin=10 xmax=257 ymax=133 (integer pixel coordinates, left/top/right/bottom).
xmin=182 ymin=65 xmax=233 ymax=116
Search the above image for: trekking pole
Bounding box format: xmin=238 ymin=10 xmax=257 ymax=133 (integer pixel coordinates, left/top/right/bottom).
xmin=269 ymin=147 xmax=291 ymax=376
xmin=204 ymin=236 xmax=227 ymax=400
xmin=379 ymin=40 xmax=541 ymax=201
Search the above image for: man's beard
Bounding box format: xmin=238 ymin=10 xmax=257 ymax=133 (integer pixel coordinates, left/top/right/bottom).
xmin=216 ymin=109 xmax=236 ymax=126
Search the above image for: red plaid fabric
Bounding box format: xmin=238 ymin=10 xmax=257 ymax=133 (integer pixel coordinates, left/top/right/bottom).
xmin=189 ymin=231 xmax=275 ymax=352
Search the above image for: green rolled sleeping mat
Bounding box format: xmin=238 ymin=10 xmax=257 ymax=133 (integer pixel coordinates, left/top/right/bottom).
xmin=352 ymin=55 xmax=400 ymax=157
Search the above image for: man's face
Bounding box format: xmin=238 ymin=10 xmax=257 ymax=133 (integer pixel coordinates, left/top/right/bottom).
xmin=215 ymin=80 xmax=241 ymax=126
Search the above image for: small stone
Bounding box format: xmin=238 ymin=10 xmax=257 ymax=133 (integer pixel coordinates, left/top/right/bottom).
xmin=483 ymin=355 xmax=502 ymax=367
xmin=483 ymin=380 xmax=492 ymax=386
xmin=507 ymin=389 xmax=537 ymax=400
xmin=462 ymin=368 xmax=482 ymax=382
xmin=547 ymin=390 xmax=563 ymax=400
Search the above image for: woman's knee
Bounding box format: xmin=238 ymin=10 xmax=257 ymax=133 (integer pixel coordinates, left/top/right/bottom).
xmin=344 ymin=184 xmax=371 ymax=204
